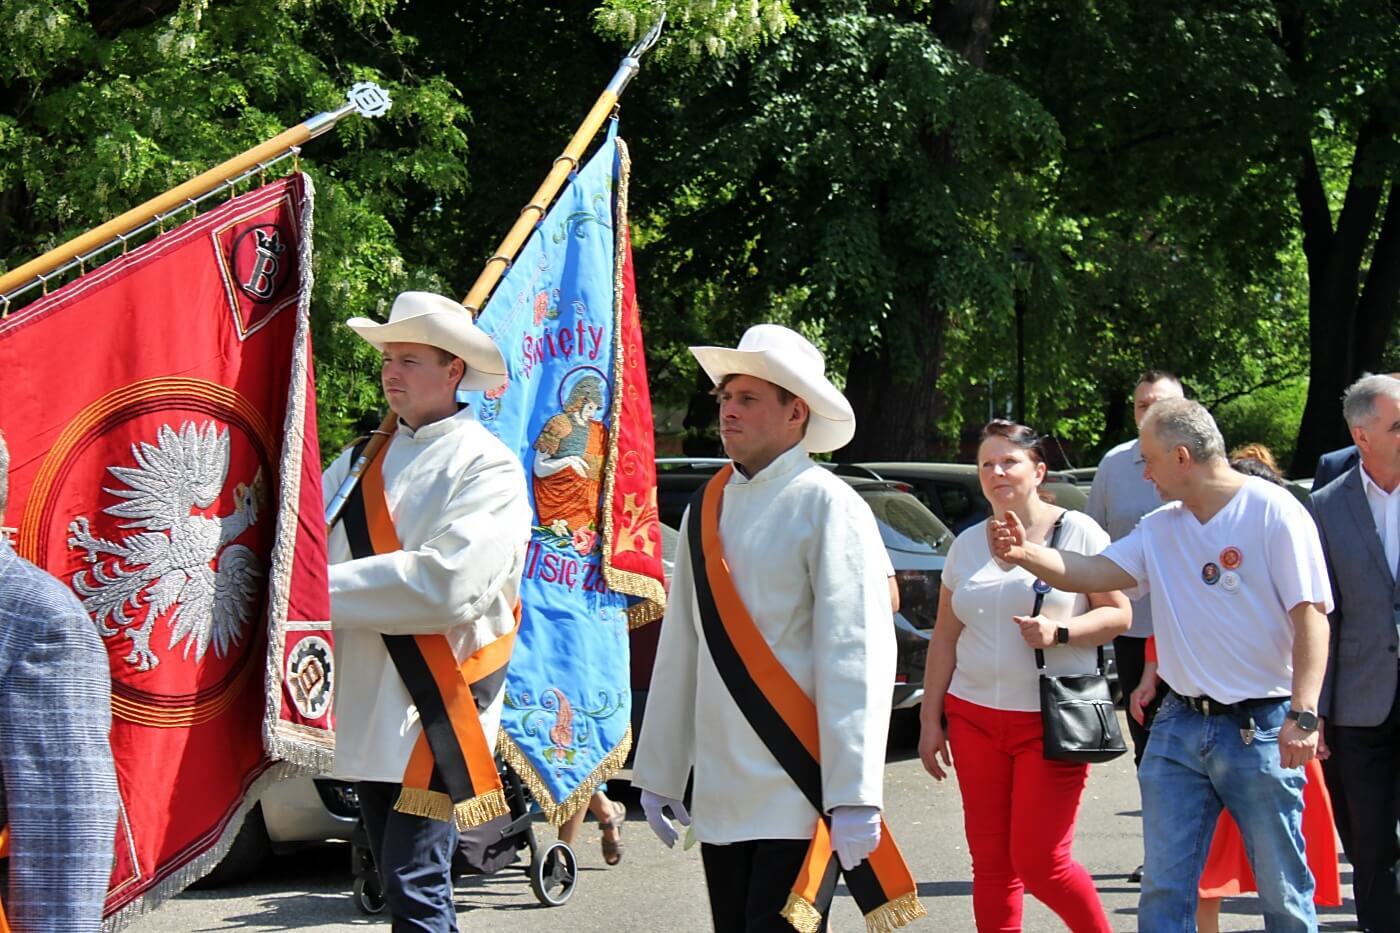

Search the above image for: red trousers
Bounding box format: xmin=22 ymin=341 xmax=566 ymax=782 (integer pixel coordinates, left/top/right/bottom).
xmin=945 ymin=693 xmax=1112 ymax=933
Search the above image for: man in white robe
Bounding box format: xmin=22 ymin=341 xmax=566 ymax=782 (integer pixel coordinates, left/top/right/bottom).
xmin=632 ymin=324 xmax=897 ymax=932
xmin=323 ymin=291 xmax=531 ymax=932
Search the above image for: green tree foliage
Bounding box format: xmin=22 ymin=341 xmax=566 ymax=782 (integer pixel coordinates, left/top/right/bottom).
xmin=2 ymin=1 xmax=1391 ymax=475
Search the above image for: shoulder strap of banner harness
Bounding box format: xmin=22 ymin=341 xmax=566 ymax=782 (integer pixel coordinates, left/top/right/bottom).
xmin=687 ymin=467 xmax=926 ymax=933
xmin=340 ymin=436 xmax=515 ymax=830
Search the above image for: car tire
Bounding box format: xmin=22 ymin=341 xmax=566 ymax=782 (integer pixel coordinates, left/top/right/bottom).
xmin=192 ymin=804 xmax=273 ymax=889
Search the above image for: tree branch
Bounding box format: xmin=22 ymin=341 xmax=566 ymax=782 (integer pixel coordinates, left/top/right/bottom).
xmin=1332 ymin=116 xmax=1390 ymax=281
xmin=1202 ymin=368 xmax=1309 ymax=411
xmin=1354 ymin=177 xmax=1400 ymax=371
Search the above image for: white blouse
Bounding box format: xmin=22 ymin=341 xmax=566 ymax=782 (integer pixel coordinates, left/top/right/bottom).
xmin=944 ymin=510 xmax=1112 ymax=712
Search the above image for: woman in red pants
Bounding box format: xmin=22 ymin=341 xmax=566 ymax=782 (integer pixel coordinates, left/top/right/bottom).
xmin=919 ymin=421 xmax=1131 ymax=932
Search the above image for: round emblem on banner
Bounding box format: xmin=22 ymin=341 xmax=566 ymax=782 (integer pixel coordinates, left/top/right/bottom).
xmin=287 ymin=636 xmax=334 ymax=720
xmin=1032 ymin=579 xmax=1052 ymax=595
xmin=1220 ymin=547 xmax=1243 ymax=570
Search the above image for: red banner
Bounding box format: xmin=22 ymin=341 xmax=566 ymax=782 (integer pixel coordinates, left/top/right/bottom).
xmin=601 ymin=148 xmax=666 ymax=627
xmin=0 ymin=174 xmax=331 ymax=920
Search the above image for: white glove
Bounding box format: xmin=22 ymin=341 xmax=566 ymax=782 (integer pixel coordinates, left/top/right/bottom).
xmin=829 ymin=805 xmax=882 ymax=870
xmin=639 ymin=789 xmax=691 ymax=848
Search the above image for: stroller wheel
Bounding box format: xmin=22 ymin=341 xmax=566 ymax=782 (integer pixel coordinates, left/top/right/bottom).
xmin=528 ymin=840 xmax=577 ymax=906
xmin=353 ymin=874 xmax=386 ymax=915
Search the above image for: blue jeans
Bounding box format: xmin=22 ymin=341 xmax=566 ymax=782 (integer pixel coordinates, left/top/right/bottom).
xmin=1138 ymin=693 xmax=1314 ymax=932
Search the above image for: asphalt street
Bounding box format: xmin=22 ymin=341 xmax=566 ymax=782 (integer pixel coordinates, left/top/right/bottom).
xmin=126 ymin=713 xmax=1360 ymax=932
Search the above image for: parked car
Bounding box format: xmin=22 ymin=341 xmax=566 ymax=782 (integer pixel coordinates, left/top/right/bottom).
xmin=644 ymin=458 xmax=951 ymax=713
xmin=855 ymin=461 xmax=1089 ymax=534
xmin=199 ymin=775 xmax=360 ymax=886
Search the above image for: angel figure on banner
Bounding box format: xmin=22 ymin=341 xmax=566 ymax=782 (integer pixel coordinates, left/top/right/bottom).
xmin=531 ymin=370 xmax=608 ymax=554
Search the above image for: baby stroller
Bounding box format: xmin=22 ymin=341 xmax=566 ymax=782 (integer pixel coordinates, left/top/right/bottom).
xmin=350 ymin=758 xmax=578 ymax=913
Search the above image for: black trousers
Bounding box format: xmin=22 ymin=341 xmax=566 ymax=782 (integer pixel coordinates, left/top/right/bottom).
xmin=1327 ymin=684 xmax=1400 ymax=933
xmin=701 ymin=839 xmax=830 ymax=932
xmin=357 ymin=781 xmax=460 ymax=933
xmin=1113 ymin=635 xmax=1163 ymax=769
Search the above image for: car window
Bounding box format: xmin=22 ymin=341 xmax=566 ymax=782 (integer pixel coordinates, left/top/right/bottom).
xmin=933 ymin=481 xmax=983 ymax=531
xmin=859 ymin=489 xmax=952 ymax=554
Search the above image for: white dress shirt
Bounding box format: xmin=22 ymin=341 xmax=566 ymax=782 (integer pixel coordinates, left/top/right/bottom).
xmin=1360 ymin=464 xmax=1400 ymax=578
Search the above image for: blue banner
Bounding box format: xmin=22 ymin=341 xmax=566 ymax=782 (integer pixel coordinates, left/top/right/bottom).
xmin=462 ymin=124 xmax=633 ymax=821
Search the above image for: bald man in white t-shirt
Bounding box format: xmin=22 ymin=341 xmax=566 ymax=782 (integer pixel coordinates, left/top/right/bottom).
xmin=991 ymin=398 xmax=1332 ymax=932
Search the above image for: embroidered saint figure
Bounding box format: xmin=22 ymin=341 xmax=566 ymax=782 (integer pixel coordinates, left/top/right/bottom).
xmin=531 ymin=375 xmax=607 ymax=535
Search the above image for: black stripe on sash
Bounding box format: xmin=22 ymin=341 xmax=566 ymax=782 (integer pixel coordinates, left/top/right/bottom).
xmin=382 ymin=634 xmax=477 ymax=803
xmin=335 ymin=436 xmax=478 ymax=804
xmin=340 ymin=438 xmax=374 ymax=560
xmin=686 ymin=486 xmax=824 ymax=811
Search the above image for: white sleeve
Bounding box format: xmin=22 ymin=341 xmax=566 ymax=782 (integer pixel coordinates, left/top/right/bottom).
xmin=1101 ymin=521 xmax=1151 ymax=597
xmin=328 ymin=452 xmax=532 ymax=634
xmin=1267 ymin=497 xmax=1336 ymax=614
xmin=631 ymin=509 xmax=700 ymax=800
xmin=809 ymin=491 xmax=895 ymax=812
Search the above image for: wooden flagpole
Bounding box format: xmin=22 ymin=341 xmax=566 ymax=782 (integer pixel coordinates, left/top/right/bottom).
xmin=0 ymin=83 xmax=393 ymax=301
xmin=324 ymin=17 xmax=665 ymax=528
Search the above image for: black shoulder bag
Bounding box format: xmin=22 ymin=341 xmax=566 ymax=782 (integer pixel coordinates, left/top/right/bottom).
xmin=1033 ymin=515 xmax=1128 ymax=764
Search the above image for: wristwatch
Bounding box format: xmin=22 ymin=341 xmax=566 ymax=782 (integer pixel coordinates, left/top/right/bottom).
xmin=1286 ymin=709 xmax=1319 ymax=732
xmin=1055 ymin=625 xmax=1070 ymax=645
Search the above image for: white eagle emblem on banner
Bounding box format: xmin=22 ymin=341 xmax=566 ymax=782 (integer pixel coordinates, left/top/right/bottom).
xmin=67 ymin=421 xmax=266 ymax=672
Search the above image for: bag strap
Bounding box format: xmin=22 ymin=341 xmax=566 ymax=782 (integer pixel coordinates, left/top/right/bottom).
xmin=1031 ymin=513 xmax=1108 ymax=675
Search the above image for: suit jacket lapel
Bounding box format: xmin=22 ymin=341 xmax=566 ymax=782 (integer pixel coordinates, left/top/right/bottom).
xmin=1341 ymin=467 xmax=1394 ymax=584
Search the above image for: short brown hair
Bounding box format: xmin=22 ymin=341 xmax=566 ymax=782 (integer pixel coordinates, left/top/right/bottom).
xmin=714 ymin=372 xmax=797 ymax=406
xmin=1137 ymin=369 xmax=1182 ymax=390
xmin=979 ymin=420 xmax=1046 ymax=465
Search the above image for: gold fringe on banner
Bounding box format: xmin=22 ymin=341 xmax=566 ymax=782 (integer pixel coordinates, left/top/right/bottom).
xmin=863 ymin=892 xmax=928 ymax=933
xmin=496 ymin=726 xmax=633 ymax=827
xmin=780 ymin=893 xmax=825 ymax=933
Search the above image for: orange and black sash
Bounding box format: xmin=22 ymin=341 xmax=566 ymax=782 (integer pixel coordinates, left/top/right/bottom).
xmin=690 ymin=467 xmax=926 ymax=933
xmin=340 ymin=437 xmax=513 ymax=830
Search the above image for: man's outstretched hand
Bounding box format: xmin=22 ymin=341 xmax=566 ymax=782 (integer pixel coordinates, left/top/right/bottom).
xmin=989 ymin=511 xmax=1028 ymax=564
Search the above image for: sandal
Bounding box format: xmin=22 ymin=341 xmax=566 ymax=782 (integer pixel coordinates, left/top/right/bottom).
xmin=599 ymin=800 xmax=625 ymax=866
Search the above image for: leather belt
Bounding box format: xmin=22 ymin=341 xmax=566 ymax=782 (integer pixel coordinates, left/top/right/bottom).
xmin=1171 ymin=691 xmax=1283 ymax=718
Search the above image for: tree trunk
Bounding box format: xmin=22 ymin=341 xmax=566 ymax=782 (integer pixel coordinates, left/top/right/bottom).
xmin=1279 ymin=4 xmax=1398 ymax=476
xmin=1289 ymin=138 xmax=1397 ymax=476
xmin=838 ymin=0 xmax=1001 ymax=460
xmin=840 ymin=286 xmax=947 ymax=461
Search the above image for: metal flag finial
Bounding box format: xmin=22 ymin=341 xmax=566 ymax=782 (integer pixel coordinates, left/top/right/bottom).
xmin=628 ymin=12 xmax=666 ymax=59
xmin=348 ymin=82 xmax=392 ymax=119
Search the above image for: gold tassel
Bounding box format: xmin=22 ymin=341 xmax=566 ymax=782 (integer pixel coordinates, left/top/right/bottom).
xmin=454 ymin=787 xmax=509 ymax=830
xmin=863 ymin=892 xmax=928 ymax=933
xmin=780 ymin=892 xmax=824 ymax=933
xmin=393 ymin=787 xmax=454 ymax=823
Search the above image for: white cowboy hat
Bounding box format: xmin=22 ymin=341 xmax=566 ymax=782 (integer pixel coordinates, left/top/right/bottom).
xmin=346 ymin=291 xmax=507 ymax=392
xmin=690 ymin=324 xmax=855 ymax=453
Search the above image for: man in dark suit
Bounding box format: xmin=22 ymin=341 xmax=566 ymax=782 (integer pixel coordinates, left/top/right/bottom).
xmin=1311 ymin=373 xmax=1400 ymax=932
xmin=1314 ymin=444 xmax=1360 ymax=491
